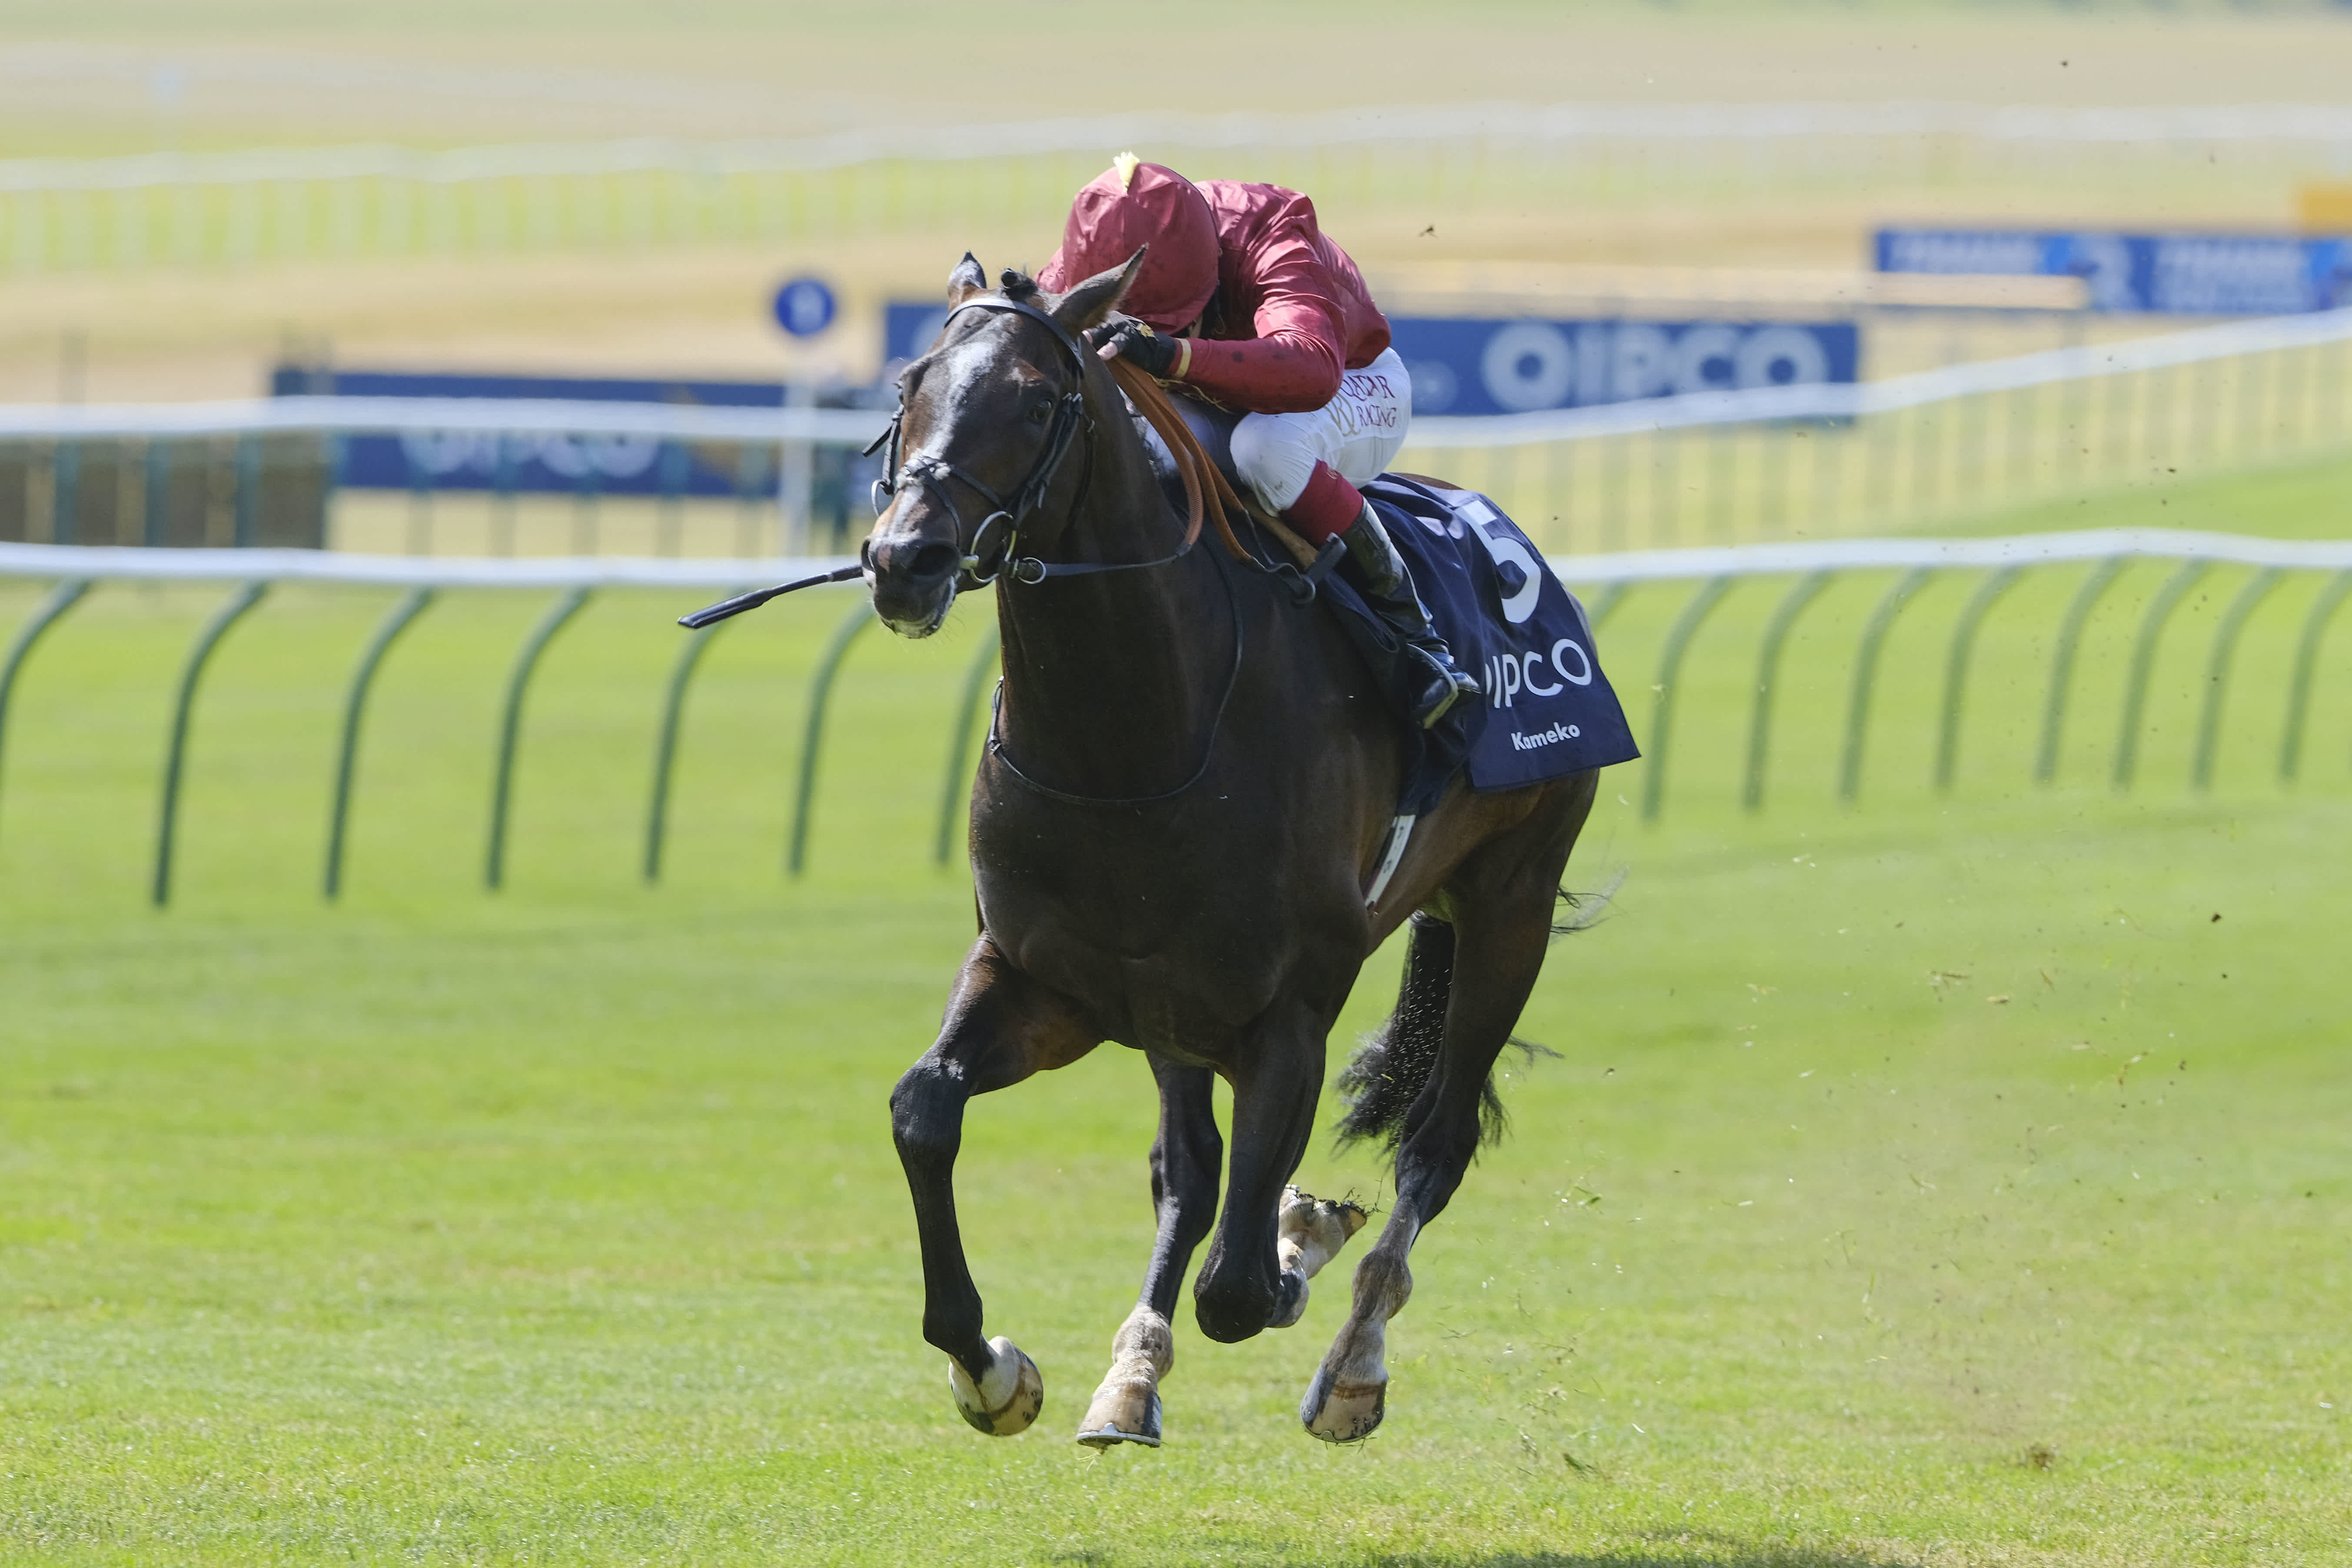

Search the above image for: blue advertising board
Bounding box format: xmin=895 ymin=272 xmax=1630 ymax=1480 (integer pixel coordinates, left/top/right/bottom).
xmin=1875 ymin=228 xmax=2352 ymax=315
xmin=1384 ymin=318 xmax=1859 ymax=416
xmin=273 ymin=368 xmax=821 ymax=497
xmin=884 ymin=305 xmax=1860 ymax=418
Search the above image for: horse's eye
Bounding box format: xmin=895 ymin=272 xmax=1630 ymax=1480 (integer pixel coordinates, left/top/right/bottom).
xmin=1025 ymin=399 xmax=1051 ymax=425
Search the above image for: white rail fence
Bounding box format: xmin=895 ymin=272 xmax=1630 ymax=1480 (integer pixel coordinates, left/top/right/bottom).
xmin=1398 ymin=308 xmax=2352 ymax=552
xmin=6 ymin=309 xmax=2349 ymax=558
xmin=7 ymin=103 xmax=2352 ymax=274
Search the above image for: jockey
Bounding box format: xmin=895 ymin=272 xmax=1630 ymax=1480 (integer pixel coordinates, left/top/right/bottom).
xmin=1039 ymin=156 xmax=1479 ymax=728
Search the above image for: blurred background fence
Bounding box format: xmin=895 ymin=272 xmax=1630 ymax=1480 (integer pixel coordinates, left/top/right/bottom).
xmin=3 ymin=306 xmax=2347 ymax=559
xmin=1404 ymin=306 xmax=2352 ymax=552
xmin=7 ymin=104 xmax=2352 ymax=276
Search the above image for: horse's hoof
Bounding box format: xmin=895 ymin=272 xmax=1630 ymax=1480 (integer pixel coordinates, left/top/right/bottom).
xmin=1272 ymin=1187 xmax=1372 ymax=1329
xmin=1074 ymin=1389 xmax=1162 ymax=1449
xmin=1299 ymin=1361 xmax=1388 ymax=1444
xmin=1075 ymin=1305 xmax=1171 ymax=1447
xmin=1277 ymin=1186 xmax=1369 ymax=1282
xmin=948 ymin=1336 xmax=1043 ymax=1437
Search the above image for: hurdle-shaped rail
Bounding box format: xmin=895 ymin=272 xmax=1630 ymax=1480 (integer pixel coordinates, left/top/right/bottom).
xmin=2 ymin=528 xmax=2350 ymax=904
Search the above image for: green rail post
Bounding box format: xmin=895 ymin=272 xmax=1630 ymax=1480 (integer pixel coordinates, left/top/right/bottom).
xmin=1837 ymin=567 xmax=1933 ymax=804
xmin=2279 ymin=568 xmax=2352 ymax=784
xmin=1639 ymin=575 xmax=1735 ymax=823
xmin=2035 ymin=557 xmax=2128 ymax=785
xmin=323 ymin=586 xmax=434 ymax=900
xmin=0 ymin=578 xmax=93 ymax=844
xmin=485 ymin=586 xmax=591 ymax=891
xmin=643 ymin=616 xmax=733 ymax=884
xmin=1741 ymin=570 xmax=1833 ymax=812
xmin=153 ymin=581 xmax=269 ymax=908
xmin=2190 ymin=568 xmax=2282 ymax=792
xmin=933 ymin=625 xmax=1003 ymax=867
xmin=787 ymin=600 xmax=877 ymax=878
xmin=2112 ymin=560 xmax=2210 ymax=791
xmin=1933 ymin=565 xmax=2023 ymax=793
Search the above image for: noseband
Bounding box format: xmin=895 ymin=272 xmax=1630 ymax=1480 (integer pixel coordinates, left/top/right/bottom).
xmin=867 ymin=295 xmax=1198 ymax=588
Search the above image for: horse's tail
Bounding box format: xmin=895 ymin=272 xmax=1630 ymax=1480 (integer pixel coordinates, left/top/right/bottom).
xmin=1335 ymin=912 xmax=1460 ymax=1148
xmin=1336 ymin=880 xmax=1609 ymax=1150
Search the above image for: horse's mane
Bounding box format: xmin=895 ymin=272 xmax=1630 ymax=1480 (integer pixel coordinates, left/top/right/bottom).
xmin=998 ymin=268 xmax=1042 ymax=301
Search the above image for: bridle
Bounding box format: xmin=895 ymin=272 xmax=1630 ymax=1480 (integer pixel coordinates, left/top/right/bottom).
xmin=681 ymin=287 xmax=1302 ymax=631
xmin=865 ymin=294 xmax=1199 ymax=588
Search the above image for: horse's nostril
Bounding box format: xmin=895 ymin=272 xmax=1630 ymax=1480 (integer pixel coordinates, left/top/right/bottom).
xmin=908 ymin=542 xmax=960 ymax=582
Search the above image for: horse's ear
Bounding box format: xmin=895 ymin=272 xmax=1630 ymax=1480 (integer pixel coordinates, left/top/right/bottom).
xmin=947 ymin=252 xmax=988 ymax=306
xmin=1050 ymin=246 xmax=1147 ymax=333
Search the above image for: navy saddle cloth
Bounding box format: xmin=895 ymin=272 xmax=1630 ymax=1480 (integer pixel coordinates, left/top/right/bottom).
xmin=1319 ymin=476 xmax=1642 ymax=816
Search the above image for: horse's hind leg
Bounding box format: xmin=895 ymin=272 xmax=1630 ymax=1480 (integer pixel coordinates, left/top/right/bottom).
xmin=890 ymin=936 xmax=1100 ymax=1437
xmin=1302 ymin=778 xmax=1595 ymax=1442
xmin=1076 ymin=1052 xmax=1219 ymax=1448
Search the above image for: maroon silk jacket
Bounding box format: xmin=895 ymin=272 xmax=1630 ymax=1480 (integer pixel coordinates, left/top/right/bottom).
xmin=1045 ymin=180 xmax=1391 ymax=415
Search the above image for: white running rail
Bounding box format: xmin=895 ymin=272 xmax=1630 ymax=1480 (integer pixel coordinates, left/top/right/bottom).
xmin=9 ymin=102 xmax=2349 ymax=281
xmin=7 ymin=103 xmax=2352 ymax=193
xmin=1408 ymin=307 xmax=2352 ymax=447
xmin=1 ymin=309 xmax=2346 ymax=448
xmin=5 ymin=529 xmax=2350 ymax=589
xmin=0 ymin=396 xmax=883 ymax=444
xmin=4 ymin=311 xmax=2349 ymax=557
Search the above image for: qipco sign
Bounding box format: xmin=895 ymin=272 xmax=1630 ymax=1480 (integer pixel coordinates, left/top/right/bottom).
xmin=1387 ymin=317 xmax=1860 ymax=418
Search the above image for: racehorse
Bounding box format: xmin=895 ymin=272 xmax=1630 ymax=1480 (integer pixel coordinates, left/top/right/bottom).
xmin=861 ymin=250 xmax=1600 ymax=1446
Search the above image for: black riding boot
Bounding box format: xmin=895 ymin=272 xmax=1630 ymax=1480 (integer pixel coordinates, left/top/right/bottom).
xmin=1335 ymin=503 xmax=1481 ymax=728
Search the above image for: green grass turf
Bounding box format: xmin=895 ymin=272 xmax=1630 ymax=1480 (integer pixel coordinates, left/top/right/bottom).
xmin=1 ymin=551 xmax=2349 ymax=1565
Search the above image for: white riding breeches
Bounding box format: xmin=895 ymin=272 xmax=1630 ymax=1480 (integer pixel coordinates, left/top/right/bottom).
xmin=1226 ymin=347 xmax=1412 ymax=514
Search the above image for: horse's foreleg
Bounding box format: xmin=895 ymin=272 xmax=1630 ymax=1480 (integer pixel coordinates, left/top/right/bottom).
xmin=1193 ymin=1011 xmax=1326 ymax=1345
xmin=1076 ymin=1052 xmax=1219 ymax=1448
xmin=890 ymin=936 xmax=1100 ymax=1437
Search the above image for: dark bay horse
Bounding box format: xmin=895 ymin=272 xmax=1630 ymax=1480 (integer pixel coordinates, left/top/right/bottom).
xmin=862 ymin=251 xmax=1599 ymax=1446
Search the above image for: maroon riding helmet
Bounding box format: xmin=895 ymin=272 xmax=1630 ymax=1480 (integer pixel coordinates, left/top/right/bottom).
xmin=1039 ymin=158 xmax=1220 ymax=334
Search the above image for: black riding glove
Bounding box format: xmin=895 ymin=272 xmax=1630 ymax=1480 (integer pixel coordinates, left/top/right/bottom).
xmin=1089 ymin=315 xmax=1183 ymax=379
